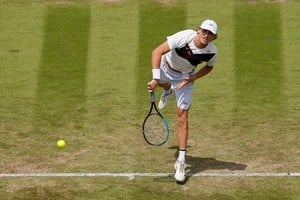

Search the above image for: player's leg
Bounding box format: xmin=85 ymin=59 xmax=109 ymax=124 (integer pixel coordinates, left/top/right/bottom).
xmin=174 ymin=108 xmax=189 ymax=183
xmin=177 ymin=108 xmax=189 ymax=151
xmin=158 ymin=82 xmax=173 ymax=109
xmin=157 ymin=64 xmax=174 ymax=109
xmin=174 ymin=83 xmax=193 ymax=183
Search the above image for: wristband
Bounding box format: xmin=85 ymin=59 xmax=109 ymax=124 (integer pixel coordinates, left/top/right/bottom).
xmin=152 ymin=68 xmax=160 ymax=80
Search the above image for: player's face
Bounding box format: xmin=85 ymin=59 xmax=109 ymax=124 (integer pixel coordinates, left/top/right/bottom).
xmin=199 ymin=29 xmax=216 ymax=45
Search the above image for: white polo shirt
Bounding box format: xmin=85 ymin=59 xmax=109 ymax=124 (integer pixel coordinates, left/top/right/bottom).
xmin=165 ymin=29 xmax=217 ymax=74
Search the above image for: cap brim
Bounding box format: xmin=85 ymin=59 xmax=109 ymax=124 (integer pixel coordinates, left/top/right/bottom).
xmin=200 ymin=25 xmax=217 ymax=35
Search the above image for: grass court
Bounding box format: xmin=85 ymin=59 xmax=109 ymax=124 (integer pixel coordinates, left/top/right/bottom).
xmin=0 ymin=0 xmax=299 ymax=199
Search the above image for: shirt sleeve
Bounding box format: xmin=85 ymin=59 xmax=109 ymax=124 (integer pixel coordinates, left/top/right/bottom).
xmin=206 ymin=43 xmax=218 ymax=67
xmin=167 ymin=30 xmax=195 ymax=50
xmin=207 ymin=53 xmax=217 ymax=67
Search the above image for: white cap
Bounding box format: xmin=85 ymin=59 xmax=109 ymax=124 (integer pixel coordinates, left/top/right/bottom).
xmin=200 ymin=19 xmax=218 ymax=35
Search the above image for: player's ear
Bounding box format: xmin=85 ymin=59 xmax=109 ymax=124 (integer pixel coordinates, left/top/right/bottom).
xmin=213 ymin=34 xmax=217 ymax=40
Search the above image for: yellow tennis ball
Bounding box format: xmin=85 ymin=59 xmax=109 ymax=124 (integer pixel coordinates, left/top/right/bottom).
xmin=57 ymin=140 xmax=66 ymax=148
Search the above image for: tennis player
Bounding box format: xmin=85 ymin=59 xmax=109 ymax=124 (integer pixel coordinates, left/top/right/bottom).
xmin=147 ymin=19 xmax=218 ymax=182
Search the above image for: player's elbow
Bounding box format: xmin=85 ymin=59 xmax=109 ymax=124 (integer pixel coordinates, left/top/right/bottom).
xmin=152 ymin=47 xmax=163 ymax=58
xmin=152 ymin=42 xmax=170 ymax=58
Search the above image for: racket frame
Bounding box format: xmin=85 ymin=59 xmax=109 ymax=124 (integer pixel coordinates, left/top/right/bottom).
xmin=142 ymin=91 xmax=170 ymax=146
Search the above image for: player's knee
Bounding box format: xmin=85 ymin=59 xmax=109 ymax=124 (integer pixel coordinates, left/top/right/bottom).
xmin=177 ymin=109 xmax=188 ymax=127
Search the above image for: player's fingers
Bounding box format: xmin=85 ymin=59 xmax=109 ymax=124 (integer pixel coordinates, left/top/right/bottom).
xmin=147 ymin=81 xmax=155 ymax=92
xmin=176 ymin=80 xmax=188 ymax=89
xmin=147 ymin=82 xmax=152 ymax=90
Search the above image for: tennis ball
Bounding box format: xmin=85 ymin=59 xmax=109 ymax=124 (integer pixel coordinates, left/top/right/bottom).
xmin=57 ymin=140 xmax=66 ymax=148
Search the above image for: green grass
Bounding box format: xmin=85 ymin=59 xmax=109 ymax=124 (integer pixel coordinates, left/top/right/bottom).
xmin=0 ymin=0 xmax=299 ymax=199
xmin=234 ymin=3 xmax=284 ymax=118
xmin=36 ymin=5 xmax=90 ymax=130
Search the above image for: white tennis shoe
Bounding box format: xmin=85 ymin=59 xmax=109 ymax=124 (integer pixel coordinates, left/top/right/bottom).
xmin=158 ymin=88 xmax=173 ymax=109
xmin=174 ymin=160 xmax=186 ymax=183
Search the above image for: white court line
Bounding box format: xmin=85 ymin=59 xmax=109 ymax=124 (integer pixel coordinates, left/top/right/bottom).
xmin=0 ymin=172 xmax=299 ymax=178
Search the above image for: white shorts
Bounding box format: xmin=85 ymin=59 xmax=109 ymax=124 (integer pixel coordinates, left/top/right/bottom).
xmin=159 ymin=61 xmax=194 ymax=110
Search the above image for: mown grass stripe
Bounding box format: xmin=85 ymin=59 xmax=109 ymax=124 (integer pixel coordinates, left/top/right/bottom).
xmin=136 ymin=2 xmax=187 ymax=102
xmin=234 ymin=3 xmax=284 ymax=118
xmin=35 ymin=5 xmax=90 ymax=132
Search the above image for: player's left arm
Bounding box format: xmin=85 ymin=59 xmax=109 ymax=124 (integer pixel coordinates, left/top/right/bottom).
xmin=190 ymin=65 xmax=213 ymax=81
xmin=175 ymin=65 xmax=213 ymax=90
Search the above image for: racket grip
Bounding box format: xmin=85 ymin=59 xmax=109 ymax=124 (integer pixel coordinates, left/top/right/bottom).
xmin=150 ymin=91 xmax=155 ymax=102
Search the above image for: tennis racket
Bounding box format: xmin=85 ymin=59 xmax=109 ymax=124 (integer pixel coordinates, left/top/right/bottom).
xmin=142 ymin=91 xmax=170 ymax=146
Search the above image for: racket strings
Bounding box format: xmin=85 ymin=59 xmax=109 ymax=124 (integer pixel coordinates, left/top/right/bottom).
xmin=143 ymin=114 xmax=168 ymax=145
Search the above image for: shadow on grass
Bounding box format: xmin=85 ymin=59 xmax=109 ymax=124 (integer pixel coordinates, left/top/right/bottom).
xmin=168 ymin=146 xmax=247 ymax=172
xmin=175 ymin=155 xmax=247 ymax=184
xmin=186 ymin=155 xmax=247 ymax=174
xmin=153 ymin=155 xmax=247 ymax=184
xmin=155 ymin=146 xmax=247 ymax=184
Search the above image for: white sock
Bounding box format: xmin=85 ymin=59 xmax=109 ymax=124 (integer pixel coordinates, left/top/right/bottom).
xmin=177 ymin=150 xmax=186 ymax=163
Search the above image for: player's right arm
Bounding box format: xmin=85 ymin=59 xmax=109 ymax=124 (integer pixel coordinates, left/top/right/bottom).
xmin=148 ymin=41 xmax=170 ymax=91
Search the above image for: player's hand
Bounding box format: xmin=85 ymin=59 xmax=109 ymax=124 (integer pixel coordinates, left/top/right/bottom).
xmin=147 ymin=79 xmax=159 ymax=92
xmin=176 ymin=76 xmax=194 ymax=89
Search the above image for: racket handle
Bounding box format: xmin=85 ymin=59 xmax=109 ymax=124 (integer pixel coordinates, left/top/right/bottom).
xmin=150 ymin=91 xmax=155 ymax=102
